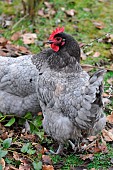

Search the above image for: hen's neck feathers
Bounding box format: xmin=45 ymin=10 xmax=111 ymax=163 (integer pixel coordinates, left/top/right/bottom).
xmin=47 ymin=33 xmax=81 ymax=72
xmin=32 ymin=33 xmax=82 ymax=73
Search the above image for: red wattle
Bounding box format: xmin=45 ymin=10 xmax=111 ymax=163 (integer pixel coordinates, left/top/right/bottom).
xmin=51 ymin=44 xmax=59 ymax=52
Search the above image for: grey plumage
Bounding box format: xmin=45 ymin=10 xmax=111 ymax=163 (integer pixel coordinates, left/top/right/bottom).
xmin=0 ymin=55 xmax=41 ymax=116
xmin=32 ymin=29 xmax=106 ymax=154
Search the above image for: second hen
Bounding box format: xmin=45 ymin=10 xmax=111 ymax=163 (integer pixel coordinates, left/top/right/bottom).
xmin=0 ymin=55 xmax=41 ymax=115
xmin=32 ymin=27 xmax=106 ymax=154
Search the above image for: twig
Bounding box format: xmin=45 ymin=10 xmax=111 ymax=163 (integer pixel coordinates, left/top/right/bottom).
xmin=12 ymin=14 xmax=29 ymax=29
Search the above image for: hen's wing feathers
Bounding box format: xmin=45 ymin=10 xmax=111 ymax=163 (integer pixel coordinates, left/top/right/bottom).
xmin=74 ymin=69 xmax=106 ymax=129
xmin=39 ymin=69 xmax=105 ymax=130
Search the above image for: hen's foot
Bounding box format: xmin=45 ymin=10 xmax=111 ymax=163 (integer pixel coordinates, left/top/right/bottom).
xmin=68 ymin=140 xmax=78 ymax=152
xmin=46 ymin=144 xmax=64 ymax=155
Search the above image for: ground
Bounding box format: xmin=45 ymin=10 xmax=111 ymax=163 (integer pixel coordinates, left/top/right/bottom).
xmin=0 ymin=0 xmax=113 ymax=169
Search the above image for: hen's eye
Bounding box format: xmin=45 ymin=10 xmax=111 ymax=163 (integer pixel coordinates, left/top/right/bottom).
xmin=56 ymin=37 xmax=61 ymax=41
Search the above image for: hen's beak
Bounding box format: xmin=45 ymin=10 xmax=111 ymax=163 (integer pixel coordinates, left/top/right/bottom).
xmin=45 ymin=40 xmax=54 ymax=44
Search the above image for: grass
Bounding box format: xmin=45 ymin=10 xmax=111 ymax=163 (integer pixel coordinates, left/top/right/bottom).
xmin=0 ymin=0 xmax=113 ymax=169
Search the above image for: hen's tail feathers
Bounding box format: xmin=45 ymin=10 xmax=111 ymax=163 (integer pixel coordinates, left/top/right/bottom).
xmin=89 ymin=69 xmax=106 ymax=106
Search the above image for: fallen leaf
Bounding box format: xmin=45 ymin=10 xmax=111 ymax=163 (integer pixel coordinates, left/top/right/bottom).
xmin=107 ymin=78 xmax=113 ymax=85
xmin=0 ymin=50 xmax=7 ymax=56
xmin=38 ymin=9 xmax=45 ymax=17
xmin=93 ymin=52 xmax=100 ymax=58
xmin=38 ymin=112 xmax=43 ymax=116
xmin=109 ymin=64 xmax=113 ymax=71
xmin=107 ymin=112 xmax=113 ymax=124
xmin=80 ymin=49 xmax=87 ymax=60
xmin=93 ymin=21 xmax=105 ymax=29
xmin=21 ymin=33 xmax=37 ymax=45
xmin=86 ymin=50 xmax=93 ymax=56
xmin=80 ymin=153 xmax=94 ymax=161
xmin=103 ymin=92 xmax=110 ymax=97
xmin=83 ymin=8 xmax=91 ymax=12
xmin=0 ymin=37 xmax=7 ymax=46
xmin=87 ymin=136 xmax=97 ymax=142
xmin=17 ymin=46 xmax=31 ymax=54
xmin=5 ymin=165 xmax=19 ymax=170
xmin=65 ymin=9 xmax=76 ymax=17
xmin=32 ymin=143 xmax=45 ymax=154
xmin=13 ymin=151 xmax=20 ymax=161
xmin=0 ymin=158 xmax=5 ymax=169
xmin=11 ymin=32 xmax=21 ymax=41
xmin=42 ymin=155 xmax=52 ymax=165
xmin=19 ymin=164 xmax=31 ymax=170
xmin=42 ymin=165 xmax=54 ymax=170
xmin=102 ymin=129 xmax=113 ymax=142
xmin=44 ymin=1 xmax=53 ymax=8
xmin=81 ymin=64 xmax=95 ymax=72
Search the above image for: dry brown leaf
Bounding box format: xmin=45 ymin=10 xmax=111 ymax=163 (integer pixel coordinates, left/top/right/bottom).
xmin=0 ymin=50 xmax=7 ymax=56
xmin=38 ymin=112 xmax=43 ymax=116
xmin=11 ymin=32 xmax=21 ymax=41
xmin=107 ymin=112 xmax=113 ymax=124
xmin=5 ymin=165 xmax=19 ymax=170
xmin=80 ymin=49 xmax=87 ymax=60
xmin=93 ymin=21 xmax=105 ymax=29
xmin=93 ymin=52 xmax=100 ymax=58
xmin=80 ymin=153 xmax=94 ymax=161
xmin=21 ymin=33 xmax=37 ymax=45
xmin=13 ymin=152 xmax=20 ymax=161
xmin=81 ymin=64 xmax=94 ymax=72
xmin=42 ymin=155 xmax=52 ymax=165
xmin=102 ymin=129 xmax=113 ymax=142
xmin=44 ymin=1 xmax=53 ymax=8
xmin=38 ymin=9 xmax=45 ymax=16
xmin=21 ymin=133 xmax=37 ymax=142
xmin=103 ymin=92 xmax=110 ymax=97
xmin=19 ymin=164 xmax=31 ymax=170
xmin=0 ymin=158 xmax=5 ymax=170
xmin=32 ymin=143 xmax=45 ymax=154
xmin=65 ymin=9 xmax=76 ymax=17
xmin=107 ymin=78 xmax=113 ymax=85
xmin=17 ymin=46 xmax=31 ymax=54
xmin=109 ymin=64 xmax=113 ymax=71
xmin=87 ymin=136 xmax=97 ymax=142
xmin=42 ymin=165 xmax=54 ymax=170
xmin=83 ymin=8 xmax=91 ymax=12
xmin=0 ymin=37 xmax=7 ymax=46
xmin=86 ymin=50 xmax=93 ymax=56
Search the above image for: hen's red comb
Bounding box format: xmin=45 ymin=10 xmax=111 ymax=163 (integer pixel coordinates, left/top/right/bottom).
xmin=49 ymin=27 xmax=64 ymax=40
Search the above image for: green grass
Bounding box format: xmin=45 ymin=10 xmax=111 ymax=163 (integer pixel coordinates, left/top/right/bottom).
xmin=0 ymin=0 xmax=113 ymax=169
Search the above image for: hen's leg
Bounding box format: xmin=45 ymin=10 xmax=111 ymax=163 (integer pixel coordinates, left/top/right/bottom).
xmin=68 ymin=140 xmax=78 ymax=152
xmin=49 ymin=144 xmax=64 ymax=155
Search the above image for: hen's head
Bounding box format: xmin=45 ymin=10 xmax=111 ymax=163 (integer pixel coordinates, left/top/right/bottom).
xmin=48 ymin=27 xmax=80 ymax=62
xmin=48 ymin=27 xmax=65 ymax=52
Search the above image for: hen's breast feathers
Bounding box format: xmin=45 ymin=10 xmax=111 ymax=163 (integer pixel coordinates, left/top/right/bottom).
xmin=37 ymin=68 xmax=105 ymax=130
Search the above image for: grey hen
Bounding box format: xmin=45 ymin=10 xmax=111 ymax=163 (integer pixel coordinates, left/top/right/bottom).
xmin=0 ymin=55 xmax=41 ymax=116
xmin=32 ymin=27 xmax=106 ymax=154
